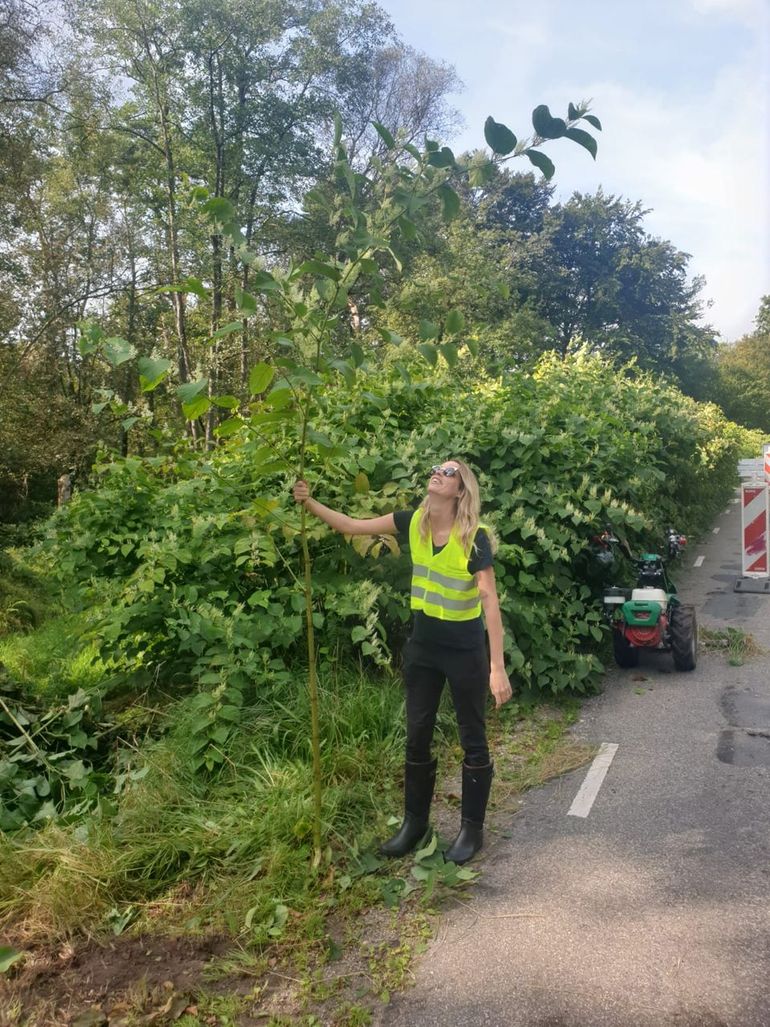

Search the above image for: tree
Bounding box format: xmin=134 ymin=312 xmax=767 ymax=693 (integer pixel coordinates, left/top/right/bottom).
xmin=754 ymin=294 xmax=770 ymax=336
xmin=714 ymin=296 xmax=770 ymax=433
xmin=340 ymin=43 xmax=461 ymax=170
xmin=507 ymin=189 xmax=715 ymax=378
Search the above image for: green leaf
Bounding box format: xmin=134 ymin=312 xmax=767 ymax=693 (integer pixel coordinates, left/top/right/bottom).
xmin=445 ymin=309 xmax=465 ymax=335
xmin=182 ymin=395 xmax=211 ymax=420
xmin=426 ymin=146 xmax=455 ymax=168
xmin=583 ymin=113 xmax=602 ymax=131
xmin=398 ymin=215 xmax=418 ymax=240
xmin=250 ymin=270 xmax=280 ymax=293
xmin=564 ymin=127 xmax=597 ymax=159
xmin=61 ymin=759 xmax=88 ymax=783
xmin=294 ymin=259 xmax=341 ymax=281
xmin=525 ymin=149 xmax=556 ymax=180
xmin=419 ymin=320 xmax=439 ymax=341
xmin=441 ymin=342 xmax=459 ymax=367
xmin=331 ymin=359 xmax=355 ymax=386
xmin=304 ymin=187 xmax=330 ymax=213
xmin=418 ymin=343 xmax=438 ymax=367
xmin=183 ymin=276 xmax=207 ymax=299
xmin=249 ymin=363 xmax=275 ymax=396
xmin=372 ymin=120 xmax=395 ymax=148
xmin=121 ymin=417 xmax=139 ymax=431
xmin=414 ymin=833 xmax=438 ymax=861
xmin=77 ymin=321 xmax=103 ymax=355
xmin=137 ymin=357 xmax=172 ymax=392
xmin=211 ymin=321 xmax=243 ymax=340
xmin=201 ymin=196 xmax=235 ymax=222
xmin=378 ymin=328 xmax=402 ymax=346
xmin=333 ymin=111 xmax=343 ymax=147
xmin=0 ymin=947 xmax=24 ymax=974
xmin=465 ymin=338 xmax=480 ymax=357
xmin=568 ymin=102 xmax=580 ymax=121
xmin=532 ymin=105 xmax=567 ymax=139
xmin=234 ymin=286 xmax=257 ymax=313
xmin=468 ymin=157 xmax=495 ymax=187
xmin=287 ymin=367 xmax=323 ymax=388
xmin=354 ymin=471 xmax=370 ymax=494
xmin=177 ymin=378 xmax=208 ymax=405
xmin=350 ymin=342 xmax=365 ymax=367
xmin=102 ymin=337 xmax=136 ymax=367
xmin=484 ymin=116 xmax=517 ymax=156
xmin=410 ymin=864 xmax=431 ymax=881
xmin=307 ymin=427 xmax=334 ymax=450
xmin=212 ymin=394 xmax=239 ymax=410
xmin=214 ymin=417 xmax=244 ymax=438
xmin=314 ymin=277 xmax=335 ymax=302
xmin=403 ymin=143 xmax=421 ymax=161
xmin=438 ymin=184 xmax=460 ymax=222
xmin=265 ymin=386 xmax=293 ymax=409
xmin=386 ymin=247 xmax=403 ymax=273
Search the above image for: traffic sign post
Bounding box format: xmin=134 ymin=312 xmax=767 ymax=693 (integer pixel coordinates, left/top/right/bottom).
xmin=740 ymin=483 xmax=769 ymax=577
xmin=734 ymin=446 xmax=770 ymax=592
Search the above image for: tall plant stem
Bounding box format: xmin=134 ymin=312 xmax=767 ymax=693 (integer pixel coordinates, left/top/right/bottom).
xmin=299 ymin=421 xmax=323 ymax=867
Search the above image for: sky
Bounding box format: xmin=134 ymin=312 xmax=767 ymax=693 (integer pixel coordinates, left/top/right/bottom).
xmin=378 ymin=0 xmax=770 ymax=342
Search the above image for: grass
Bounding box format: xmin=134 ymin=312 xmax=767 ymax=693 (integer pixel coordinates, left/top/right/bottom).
xmin=0 ymin=611 xmax=105 ymax=698
xmin=0 ymin=550 xmax=49 ymax=638
xmin=699 ymin=626 xmax=763 ymax=666
xmin=0 ymin=548 xmax=107 ymax=700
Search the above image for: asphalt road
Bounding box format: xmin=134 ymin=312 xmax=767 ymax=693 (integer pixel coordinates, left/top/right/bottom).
xmin=378 ymin=494 xmax=770 ymax=1027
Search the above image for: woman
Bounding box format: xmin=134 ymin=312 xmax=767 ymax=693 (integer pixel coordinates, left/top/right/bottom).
xmin=293 ymin=459 xmax=512 ymax=864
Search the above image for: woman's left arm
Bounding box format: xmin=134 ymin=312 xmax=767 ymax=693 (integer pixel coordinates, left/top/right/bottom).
xmin=476 ymin=566 xmax=513 ymax=709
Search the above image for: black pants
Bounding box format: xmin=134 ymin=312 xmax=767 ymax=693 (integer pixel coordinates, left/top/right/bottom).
xmin=403 ymin=639 xmax=490 ymax=767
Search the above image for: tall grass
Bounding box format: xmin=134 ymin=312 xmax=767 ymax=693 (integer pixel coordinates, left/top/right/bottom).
xmin=0 ymin=550 xmax=49 ymax=637
xmin=0 ymin=668 xmax=409 ymax=943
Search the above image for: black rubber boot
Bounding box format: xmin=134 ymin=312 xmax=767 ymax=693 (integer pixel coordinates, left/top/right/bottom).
xmin=444 ymin=762 xmax=494 ymax=865
xmin=379 ymin=758 xmax=437 ymax=857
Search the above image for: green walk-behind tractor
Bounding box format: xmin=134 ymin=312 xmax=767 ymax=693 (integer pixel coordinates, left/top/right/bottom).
xmin=592 ymin=527 xmax=698 ymax=671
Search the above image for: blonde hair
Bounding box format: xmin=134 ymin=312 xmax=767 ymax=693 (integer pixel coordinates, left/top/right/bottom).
xmin=419 ymin=459 xmax=498 ymax=556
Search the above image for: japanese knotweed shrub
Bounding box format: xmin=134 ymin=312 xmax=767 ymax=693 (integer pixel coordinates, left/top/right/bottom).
xmin=44 ymin=351 xmax=756 ymax=699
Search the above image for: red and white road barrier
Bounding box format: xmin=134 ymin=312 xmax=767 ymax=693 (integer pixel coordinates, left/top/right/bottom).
xmin=741 ymin=483 xmax=769 ymax=577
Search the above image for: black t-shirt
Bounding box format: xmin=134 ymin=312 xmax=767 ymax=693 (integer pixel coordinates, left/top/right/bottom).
xmin=393 ymin=509 xmax=493 ymax=650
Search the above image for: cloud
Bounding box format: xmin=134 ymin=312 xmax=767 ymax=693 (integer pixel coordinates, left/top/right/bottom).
xmin=688 ymin=0 xmax=766 ymax=21
xmin=550 ymin=52 xmax=769 ymax=339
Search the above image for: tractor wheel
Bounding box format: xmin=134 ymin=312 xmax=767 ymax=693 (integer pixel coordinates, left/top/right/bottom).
xmin=613 ymin=629 xmax=639 ymax=668
xmin=671 ymin=604 xmax=698 ymax=671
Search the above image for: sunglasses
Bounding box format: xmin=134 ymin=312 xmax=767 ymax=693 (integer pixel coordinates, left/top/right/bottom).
xmin=430 ymin=464 xmax=459 ymax=478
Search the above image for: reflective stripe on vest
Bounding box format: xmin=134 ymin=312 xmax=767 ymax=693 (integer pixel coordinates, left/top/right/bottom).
xmin=409 ymin=509 xmax=483 ymax=622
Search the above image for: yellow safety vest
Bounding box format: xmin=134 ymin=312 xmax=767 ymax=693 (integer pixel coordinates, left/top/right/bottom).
xmin=409 ymin=509 xmax=484 ymax=622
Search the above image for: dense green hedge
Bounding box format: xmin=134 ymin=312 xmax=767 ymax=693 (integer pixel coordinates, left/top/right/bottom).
xmin=44 ymin=351 xmax=761 ymax=701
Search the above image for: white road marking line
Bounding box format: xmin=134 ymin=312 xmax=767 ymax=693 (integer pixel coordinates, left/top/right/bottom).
xmin=694 ymin=555 xmax=705 ymax=567
xmin=713 ymin=527 xmax=720 ymax=534
xmin=724 ymin=508 xmax=731 ymax=515
xmin=567 ymin=743 xmax=619 ymax=818
xmin=732 ymin=498 xmax=740 ymax=504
